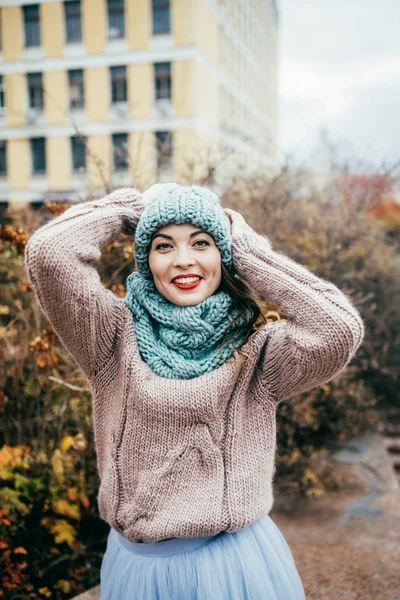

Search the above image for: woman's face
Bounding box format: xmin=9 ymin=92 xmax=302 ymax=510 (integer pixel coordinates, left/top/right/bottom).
xmin=148 ymin=223 xmax=222 ymax=306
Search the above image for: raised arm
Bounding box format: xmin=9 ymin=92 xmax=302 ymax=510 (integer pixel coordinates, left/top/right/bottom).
xmin=231 ymin=226 xmax=365 ymax=403
xmin=24 ymin=188 xmax=145 ymax=380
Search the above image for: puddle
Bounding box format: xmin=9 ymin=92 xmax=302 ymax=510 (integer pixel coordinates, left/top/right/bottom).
xmin=339 ymin=482 xmax=383 ymax=521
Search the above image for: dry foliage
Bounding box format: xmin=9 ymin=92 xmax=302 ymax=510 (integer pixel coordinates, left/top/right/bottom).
xmin=221 ymin=168 xmax=399 ymax=494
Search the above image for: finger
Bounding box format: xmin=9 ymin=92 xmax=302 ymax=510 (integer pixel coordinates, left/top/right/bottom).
xmin=223 ymin=209 xmax=233 ymax=223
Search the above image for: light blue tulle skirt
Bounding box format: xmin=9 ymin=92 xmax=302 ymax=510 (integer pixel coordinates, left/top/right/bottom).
xmin=100 ymin=514 xmax=305 ymax=599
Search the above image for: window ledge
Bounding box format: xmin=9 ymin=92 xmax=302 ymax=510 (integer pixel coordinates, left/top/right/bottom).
xmin=109 ymin=102 xmax=129 ymax=119
xmin=106 ymin=38 xmax=129 ymax=54
xmin=30 ymin=175 xmax=49 ymax=192
xmin=64 ymin=42 xmax=85 ymax=57
xmin=23 ymin=47 xmax=44 ymax=61
xmin=150 ymin=34 xmax=173 ymax=51
xmin=68 ymin=109 xmax=86 ymax=124
xmin=153 ymin=99 xmax=174 ymax=118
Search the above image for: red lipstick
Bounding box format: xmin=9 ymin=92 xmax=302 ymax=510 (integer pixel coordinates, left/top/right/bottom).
xmin=173 ymin=280 xmax=201 ymax=290
xmin=171 ymin=274 xmax=202 ymax=290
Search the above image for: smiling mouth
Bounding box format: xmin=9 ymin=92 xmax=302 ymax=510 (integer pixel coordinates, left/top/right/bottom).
xmin=171 ymin=276 xmax=202 ymax=290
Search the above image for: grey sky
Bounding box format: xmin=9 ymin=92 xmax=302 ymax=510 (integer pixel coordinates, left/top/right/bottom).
xmin=278 ymin=0 xmax=400 ymax=168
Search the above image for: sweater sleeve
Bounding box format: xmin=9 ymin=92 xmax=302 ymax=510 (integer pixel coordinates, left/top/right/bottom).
xmin=24 ymin=187 xmax=145 ymax=380
xmin=231 ymin=228 xmax=365 ymax=403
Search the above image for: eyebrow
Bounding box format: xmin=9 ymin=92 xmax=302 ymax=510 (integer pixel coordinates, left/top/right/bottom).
xmin=152 ymin=229 xmax=211 ymax=242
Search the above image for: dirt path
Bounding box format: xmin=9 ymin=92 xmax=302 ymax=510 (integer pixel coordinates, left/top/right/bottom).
xmin=273 ymin=434 xmax=400 ymax=600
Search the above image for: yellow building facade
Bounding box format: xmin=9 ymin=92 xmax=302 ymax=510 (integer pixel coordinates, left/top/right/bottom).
xmin=0 ymin=0 xmax=279 ymax=202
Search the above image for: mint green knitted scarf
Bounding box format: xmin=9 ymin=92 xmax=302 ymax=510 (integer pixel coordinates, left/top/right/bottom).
xmin=124 ymin=272 xmax=251 ymax=380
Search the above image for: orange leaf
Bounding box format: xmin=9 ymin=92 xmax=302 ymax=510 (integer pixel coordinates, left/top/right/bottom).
xmin=67 ymin=487 xmax=78 ymax=502
xmin=36 ymin=353 xmax=48 ymax=369
xmin=80 ymin=494 xmax=90 ymax=509
xmin=14 ymin=547 xmax=28 ymax=555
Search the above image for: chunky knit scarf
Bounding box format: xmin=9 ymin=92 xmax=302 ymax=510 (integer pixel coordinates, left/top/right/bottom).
xmin=124 ymin=272 xmax=252 ymax=380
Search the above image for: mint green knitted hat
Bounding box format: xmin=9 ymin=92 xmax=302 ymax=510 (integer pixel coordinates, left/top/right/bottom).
xmin=134 ymin=184 xmax=233 ymax=276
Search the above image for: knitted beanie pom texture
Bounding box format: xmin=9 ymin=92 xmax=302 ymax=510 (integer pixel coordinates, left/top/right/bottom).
xmin=134 ymin=184 xmax=233 ymax=276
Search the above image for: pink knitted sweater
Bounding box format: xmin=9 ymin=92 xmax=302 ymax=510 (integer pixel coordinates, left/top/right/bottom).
xmin=24 ymin=188 xmax=365 ymax=543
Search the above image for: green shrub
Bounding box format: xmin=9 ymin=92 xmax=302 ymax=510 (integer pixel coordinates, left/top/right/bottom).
xmin=0 ymin=440 xmax=108 ymax=599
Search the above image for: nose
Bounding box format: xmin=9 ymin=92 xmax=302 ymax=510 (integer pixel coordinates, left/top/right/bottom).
xmin=172 ymin=247 xmax=196 ymax=269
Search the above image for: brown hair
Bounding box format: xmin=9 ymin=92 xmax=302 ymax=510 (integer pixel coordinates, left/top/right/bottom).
xmin=218 ymin=263 xmax=285 ymax=373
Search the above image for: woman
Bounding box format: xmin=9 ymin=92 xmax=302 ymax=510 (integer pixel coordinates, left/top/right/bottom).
xmin=25 ymin=183 xmax=364 ymax=599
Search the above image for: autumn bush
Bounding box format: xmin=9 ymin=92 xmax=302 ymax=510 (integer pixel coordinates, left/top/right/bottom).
xmin=223 ymin=168 xmax=399 ymax=495
xmin=224 ymin=169 xmax=400 ymax=406
xmin=0 ymin=203 xmax=134 ymax=598
xmin=0 ymin=440 xmax=109 ymax=598
xmin=0 ymin=166 xmax=399 ymax=596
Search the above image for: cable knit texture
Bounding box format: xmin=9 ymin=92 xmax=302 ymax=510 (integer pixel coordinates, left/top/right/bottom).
xmin=124 ymin=274 xmax=251 ymax=379
xmin=24 ymin=187 xmax=365 ymax=543
xmin=125 ymin=184 xmax=251 ymax=378
xmin=134 ymin=183 xmax=233 ymax=275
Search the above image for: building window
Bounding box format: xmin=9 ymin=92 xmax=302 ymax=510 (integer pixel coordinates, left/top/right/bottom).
xmin=68 ymin=69 xmax=84 ymax=109
xmin=0 ymin=141 xmax=6 ymax=175
xmin=152 ymin=0 xmax=170 ymax=34
xmin=107 ymin=0 xmax=124 ymax=39
xmin=71 ymin=136 xmax=86 ymax=171
xmin=112 ymin=133 xmax=128 ymax=170
xmin=31 ymin=138 xmax=46 ymax=174
xmin=64 ymin=0 xmax=82 ymax=42
xmin=23 ymin=4 xmax=41 ymax=47
xmin=0 ymin=75 xmax=4 ymax=114
xmin=155 ymin=131 xmax=172 ymax=170
xmin=27 ymin=73 xmax=44 ymax=111
xmin=154 ymin=62 xmax=171 ymax=100
xmin=110 ymin=66 xmax=127 ymax=103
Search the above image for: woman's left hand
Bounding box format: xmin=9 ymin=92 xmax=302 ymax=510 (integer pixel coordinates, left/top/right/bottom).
xmin=224 ymin=208 xmax=253 ymax=237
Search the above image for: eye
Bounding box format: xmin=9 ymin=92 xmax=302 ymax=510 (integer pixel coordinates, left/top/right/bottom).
xmin=155 ymin=242 xmax=172 ymax=251
xmin=154 ymin=239 xmax=210 ymax=251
